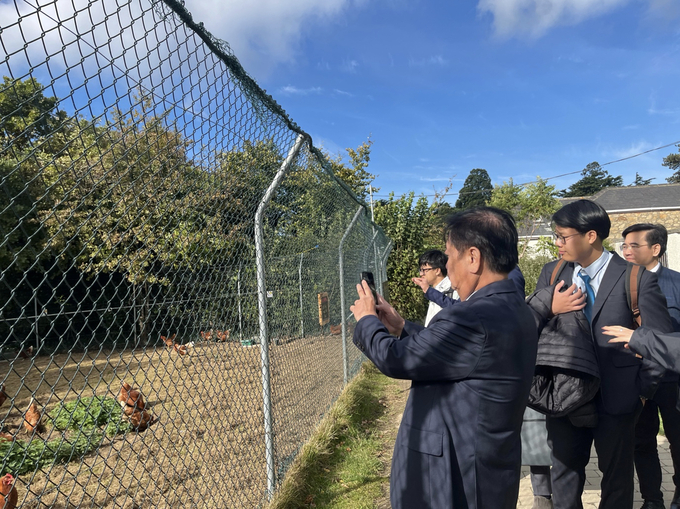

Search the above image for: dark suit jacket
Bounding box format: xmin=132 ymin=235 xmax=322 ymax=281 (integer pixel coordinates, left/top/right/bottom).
xmin=654 ymin=265 xmax=680 ymax=382
xmin=425 ymin=266 xmax=526 ymax=308
xmin=630 ymin=326 xmax=680 ymax=375
xmin=535 ymin=253 xmax=673 ymax=415
xmin=353 ymin=279 xmax=538 ymax=509
xmin=657 ymin=265 xmax=680 ymax=332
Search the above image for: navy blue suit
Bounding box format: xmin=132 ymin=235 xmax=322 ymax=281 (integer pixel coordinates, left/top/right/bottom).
xmin=353 ymin=279 xmax=538 ymax=508
xmin=535 ymin=253 xmax=673 ymax=509
xmin=658 ymin=265 xmax=680 ymax=332
xmin=635 ymin=264 xmax=680 ymax=504
xmin=425 ymin=266 xmax=526 ymax=307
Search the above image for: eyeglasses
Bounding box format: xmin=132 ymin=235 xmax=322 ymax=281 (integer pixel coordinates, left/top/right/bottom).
xmin=552 ymin=232 xmax=583 ymax=244
xmin=620 ymin=243 xmax=650 ymax=251
xmin=419 ymin=267 xmax=435 ymax=274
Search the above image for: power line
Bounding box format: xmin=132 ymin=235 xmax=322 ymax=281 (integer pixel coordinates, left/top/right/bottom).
xmin=372 ymin=139 xmax=680 ymax=199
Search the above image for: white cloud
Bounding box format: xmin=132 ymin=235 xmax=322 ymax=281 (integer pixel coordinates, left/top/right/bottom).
xmin=608 ymin=140 xmax=655 ymax=159
xmin=341 ymin=59 xmax=360 ymax=73
xmin=333 ymin=89 xmax=354 ymax=97
xmin=279 ymin=85 xmax=323 ymax=95
xmin=647 ymin=93 xmax=680 ymax=117
xmin=409 ymin=55 xmax=448 ymax=67
xmin=477 ymin=0 xmax=631 ymax=38
xmin=420 ymin=176 xmax=454 ymax=182
xmin=183 ymin=0 xmax=361 ymax=74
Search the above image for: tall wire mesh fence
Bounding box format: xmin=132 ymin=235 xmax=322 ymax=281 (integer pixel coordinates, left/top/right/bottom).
xmin=0 ymin=0 xmax=392 ymax=506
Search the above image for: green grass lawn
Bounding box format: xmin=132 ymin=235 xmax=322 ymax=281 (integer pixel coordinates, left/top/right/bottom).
xmin=269 ymin=363 xmax=396 ymax=509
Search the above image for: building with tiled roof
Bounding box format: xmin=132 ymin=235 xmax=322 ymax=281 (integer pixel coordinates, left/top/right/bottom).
xmin=521 ymin=183 xmax=680 ymax=270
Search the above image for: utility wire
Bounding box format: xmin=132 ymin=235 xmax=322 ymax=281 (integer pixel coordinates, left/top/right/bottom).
xmin=373 ymin=139 xmax=680 ymax=199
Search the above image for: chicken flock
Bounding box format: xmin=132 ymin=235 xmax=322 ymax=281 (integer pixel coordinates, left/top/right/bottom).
xmin=0 ymin=330 xmax=229 ymax=507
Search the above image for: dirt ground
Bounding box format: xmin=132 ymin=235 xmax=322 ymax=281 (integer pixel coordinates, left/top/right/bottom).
xmin=0 ymin=333 xmax=354 ymax=508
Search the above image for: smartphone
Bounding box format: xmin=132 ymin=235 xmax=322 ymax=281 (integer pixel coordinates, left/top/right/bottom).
xmin=361 ymin=271 xmax=378 ymax=302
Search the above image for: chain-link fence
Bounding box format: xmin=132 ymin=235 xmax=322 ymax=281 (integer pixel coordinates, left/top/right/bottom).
xmin=0 ymin=0 xmax=391 ymax=506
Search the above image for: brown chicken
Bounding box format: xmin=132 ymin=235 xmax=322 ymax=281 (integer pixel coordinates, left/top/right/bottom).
xmin=126 ymin=408 xmax=158 ymax=432
xmin=161 ymin=334 xmax=176 ymax=349
xmin=17 ymin=346 xmax=33 ymax=360
xmin=199 ymin=330 xmax=212 ymax=341
xmin=329 ymin=324 xmax=342 ymax=335
xmin=117 ymin=382 xmax=145 ymax=411
xmin=0 ymin=474 xmax=18 ymax=509
xmin=172 ymin=341 xmax=194 ymax=355
xmin=215 ymin=330 xmax=230 ymax=342
xmin=0 ymin=433 xmax=15 ymax=442
xmin=23 ymin=398 xmax=44 ymax=434
xmin=0 ymin=385 xmax=8 ymax=408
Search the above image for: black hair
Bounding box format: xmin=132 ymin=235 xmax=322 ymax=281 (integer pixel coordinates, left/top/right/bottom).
xmin=621 ymin=223 xmax=668 ymax=257
xmin=418 ymin=250 xmax=448 ymax=276
xmin=552 ymin=199 xmax=611 ymax=240
xmin=444 ymin=206 xmax=518 ymax=274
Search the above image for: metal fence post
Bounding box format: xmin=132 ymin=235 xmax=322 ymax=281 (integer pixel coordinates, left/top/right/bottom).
xmin=34 ymin=295 xmax=39 ymax=350
xmin=371 ymin=228 xmax=380 ymax=293
xmin=237 ymin=262 xmax=243 ymax=341
xmin=381 ymin=241 xmax=393 ymax=294
xmin=299 ymin=253 xmax=305 ymax=338
xmin=339 ymin=205 xmax=365 ymax=386
xmin=254 ymin=133 xmax=305 ymax=499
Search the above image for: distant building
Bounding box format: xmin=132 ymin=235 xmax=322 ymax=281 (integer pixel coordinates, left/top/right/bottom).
xmin=520 ymin=183 xmax=680 ymax=270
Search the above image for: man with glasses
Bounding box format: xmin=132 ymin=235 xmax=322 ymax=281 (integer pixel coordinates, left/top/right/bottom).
xmin=621 ymin=223 xmax=680 ymax=509
xmin=411 ymin=250 xmax=455 ymax=326
xmin=533 ymin=200 xmax=673 ymax=509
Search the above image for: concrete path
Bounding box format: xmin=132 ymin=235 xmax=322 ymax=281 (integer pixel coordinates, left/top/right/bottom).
xmin=517 ymin=436 xmax=676 ymax=508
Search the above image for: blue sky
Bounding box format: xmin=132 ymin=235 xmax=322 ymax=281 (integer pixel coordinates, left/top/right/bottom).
xmin=179 ymin=0 xmax=680 ymax=202
xmin=2 ymin=0 xmax=679 ymax=203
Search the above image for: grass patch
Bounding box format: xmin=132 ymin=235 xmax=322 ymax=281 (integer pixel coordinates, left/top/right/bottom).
xmin=1 ymin=396 xmax=131 ymax=476
xmin=268 ymin=362 xmax=395 ymax=509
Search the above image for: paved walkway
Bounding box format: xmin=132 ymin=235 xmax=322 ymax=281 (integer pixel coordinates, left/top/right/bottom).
xmin=516 ymin=436 xmax=676 ymax=508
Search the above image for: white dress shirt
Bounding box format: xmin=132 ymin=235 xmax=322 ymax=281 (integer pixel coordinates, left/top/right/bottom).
xmin=425 ymin=276 xmax=453 ymax=326
xmin=573 ymin=250 xmax=613 ymax=297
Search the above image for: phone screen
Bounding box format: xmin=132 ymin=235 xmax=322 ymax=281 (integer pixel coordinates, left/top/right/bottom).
xmin=361 ymin=271 xmax=378 ymax=302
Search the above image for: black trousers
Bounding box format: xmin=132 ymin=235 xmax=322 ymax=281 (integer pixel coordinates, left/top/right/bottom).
xmin=635 ymin=381 xmax=680 ymax=503
xmin=547 ymin=403 xmax=642 ymax=509
xmin=531 ymin=465 xmax=552 ymax=498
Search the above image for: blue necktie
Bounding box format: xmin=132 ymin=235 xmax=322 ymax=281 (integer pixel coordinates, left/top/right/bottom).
xmin=580 ymin=272 xmax=596 ymax=322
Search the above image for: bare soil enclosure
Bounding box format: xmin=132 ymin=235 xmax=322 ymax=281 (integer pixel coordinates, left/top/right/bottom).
xmin=0 ymin=334 xmax=350 ymax=508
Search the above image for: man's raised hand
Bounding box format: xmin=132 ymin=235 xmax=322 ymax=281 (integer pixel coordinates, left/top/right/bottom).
xmin=551 ymin=281 xmax=586 ymax=315
xmin=411 ymin=276 xmax=429 ymax=293
xmin=350 ymin=280 xmax=378 ymax=322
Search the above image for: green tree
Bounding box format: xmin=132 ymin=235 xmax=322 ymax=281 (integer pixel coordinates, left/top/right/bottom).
xmin=326 ymin=138 xmax=375 ymax=200
xmin=455 ymin=168 xmax=492 ymax=210
xmin=630 ymin=172 xmax=654 ymax=186
xmin=489 ymin=177 xmax=560 ymax=294
xmin=489 ymin=177 xmax=560 ymax=259
xmin=0 ymin=76 xmax=68 ymax=153
xmin=374 ymin=192 xmax=437 ymax=322
xmin=560 ymin=162 xmax=623 ymax=197
xmin=0 ymin=77 xmax=74 ymax=272
xmin=663 ymin=144 xmax=680 ymax=183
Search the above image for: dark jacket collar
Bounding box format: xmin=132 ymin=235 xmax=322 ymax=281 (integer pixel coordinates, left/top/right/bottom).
xmin=466 ymin=278 xmax=518 ymax=302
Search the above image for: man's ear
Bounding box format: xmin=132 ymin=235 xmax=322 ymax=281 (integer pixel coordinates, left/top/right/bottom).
xmin=651 ymin=243 xmax=662 ymax=258
xmin=468 ymin=246 xmax=482 ymax=273
xmin=586 ymin=230 xmax=598 ymax=246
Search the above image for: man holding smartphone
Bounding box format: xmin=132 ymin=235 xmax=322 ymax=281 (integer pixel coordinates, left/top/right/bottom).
xmin=350 ymin=206 xmax=538 ymax=509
